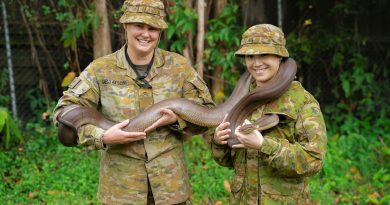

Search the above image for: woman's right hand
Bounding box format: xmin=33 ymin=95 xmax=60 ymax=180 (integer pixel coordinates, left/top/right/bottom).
xmin=213 ymin=114 xmax=231 ymax=145
xmin=102 ymin=119 xmax=146 ymax=145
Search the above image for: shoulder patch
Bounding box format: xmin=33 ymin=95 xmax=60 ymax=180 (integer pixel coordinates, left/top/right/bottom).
xmin=69 ymin=78 xmax=91 ymax=96
xmin=68 ymin=77 xmax=81 ymax=89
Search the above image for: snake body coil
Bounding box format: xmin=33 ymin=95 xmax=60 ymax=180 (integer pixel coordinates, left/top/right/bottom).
xmin=57 ymin=58 xmax=297 ymax=147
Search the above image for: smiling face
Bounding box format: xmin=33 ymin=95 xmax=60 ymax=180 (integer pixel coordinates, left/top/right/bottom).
xmin=245 ymin=54 xmax=282 ymax=86
xmin=125 ymin=23 xmax=160 ymax=58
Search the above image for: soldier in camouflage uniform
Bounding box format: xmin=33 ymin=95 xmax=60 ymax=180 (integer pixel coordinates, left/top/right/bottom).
xmin=53 ymin=0 xmax=214 ymax=204
xmin=212 ymin=24 xmax=327 ymax=205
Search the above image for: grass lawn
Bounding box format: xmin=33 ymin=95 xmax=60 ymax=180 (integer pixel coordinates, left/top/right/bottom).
xmin=0 ymin=123 xmax=388 ymax=204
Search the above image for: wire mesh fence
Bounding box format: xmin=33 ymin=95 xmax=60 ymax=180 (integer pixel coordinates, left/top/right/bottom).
xmin=1 ymin=12 xmax=65 ymax=122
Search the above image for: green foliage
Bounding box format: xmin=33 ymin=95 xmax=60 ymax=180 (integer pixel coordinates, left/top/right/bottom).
xmin=286 ymin=1 xmax=389 ymax=203
xmin=164 ymin=0 xmax=197 ymax=52
xmin=185 ymin=136 xmax=232 ymax=204
xmin=205 ymin=3 xmax=243 ymax=80
xmin=0 ymin=129 xmax=231 ymax=204
xmin=0 ymin=124 xmax=99 ymax=204
xmin=0 ymin=69 xmax=10 ymax=107
xmin=289 ymin=1 xmax=390 ymax=123
xmin=25 ymin=88 xmax=57 ymax=125
xmin=26 ymin=88 xmax=47 ymax=116
xmin=287 ymin=32 xmax=314 ymax=65
xmin=56 ymin=3 xmax=99 ymax=50
xmin=0 ymin=108 xmax=22 ymax=149
xmin=1 ymin=121 xmax=388 ymax=204
xmin=164 ymin=0 xmax=243 ymax=85
xmin=310 ymin=114 xmax=390 ymax=204
xmin=31 ymin=1 xmax=99 ymax=50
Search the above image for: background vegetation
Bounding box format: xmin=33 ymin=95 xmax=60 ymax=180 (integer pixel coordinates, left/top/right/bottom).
xmin=1 ymin=0 xmax=389 ymax=204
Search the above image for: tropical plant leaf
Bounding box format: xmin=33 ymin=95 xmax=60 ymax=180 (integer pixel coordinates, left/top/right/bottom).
xmin=0 ymin=109 xmax=6 ymax=132
xmin=61 ymin=72 xmax=76 ymax=87
xmin=0 ymin=107 xmax=22 ymax=149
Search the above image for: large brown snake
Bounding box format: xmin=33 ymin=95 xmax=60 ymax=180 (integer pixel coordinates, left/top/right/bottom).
xmin=57 ymin=58 xmax=297 ymax=147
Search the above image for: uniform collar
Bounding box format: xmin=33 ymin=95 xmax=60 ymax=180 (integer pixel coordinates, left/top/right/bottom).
xmin=116 ymin=45 xmax=165 ymax=80
xmin=250 ymin=81 xmax=305 ymax=120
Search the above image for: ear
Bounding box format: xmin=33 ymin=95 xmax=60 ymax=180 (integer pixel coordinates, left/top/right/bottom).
xmin=123 ymin=24 xmax=128 ymax=45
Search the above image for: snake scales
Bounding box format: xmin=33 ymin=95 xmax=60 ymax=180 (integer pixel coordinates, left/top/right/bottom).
xmin=57 ymin=58 xmax=297 ymax=147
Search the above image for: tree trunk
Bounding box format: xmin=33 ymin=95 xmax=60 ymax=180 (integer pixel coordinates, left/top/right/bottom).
xmin=196 ymin=0 xmax=206 ymax=78
xmin=183 ymin=0 xmax=195 ymax=66
xmin=210 ymin=0 xmax=227 ymax=102
xmin=93 ymin=0 xmax=112 ymax=59
xmin=242 ymin=0 xmax=266 ymax=27
xmin=215 ymin=0 xmax=227 ymax=14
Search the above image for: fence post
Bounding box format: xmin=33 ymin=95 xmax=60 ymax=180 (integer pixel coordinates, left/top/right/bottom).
xmin=1 ymin=0 xmax=18 ymax=118
xmin=277 ymin=0 xmax=283 ymax=28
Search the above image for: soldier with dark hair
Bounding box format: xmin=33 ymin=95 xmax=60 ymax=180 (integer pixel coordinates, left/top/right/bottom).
xmin=212 ymin=24 xmax=327 ymax=204
xmin=54 ymin=0 xmax=214 ymax=204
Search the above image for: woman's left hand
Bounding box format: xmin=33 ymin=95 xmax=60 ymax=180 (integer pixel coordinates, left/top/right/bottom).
xmin=232 ymin=119 xmax=264 ymax=149
xmin=144 ymin=108 xmax=178 ymax=133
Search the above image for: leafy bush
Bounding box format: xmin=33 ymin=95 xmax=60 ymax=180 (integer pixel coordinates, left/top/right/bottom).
xmin=310 ymin=111 xmax=390 ymax=204
xmin=0 ymin=124 xmax=99 ymax=204
xmin=0 ymin=69 xmax=10 ymax=107
xmin=185 ymin=136 xmax=232 ymax=204
xmin=205 ymin=3 xmax=243 ymax=75
xmin=0 ymin=108 xmax=22 ymax=149
xmin=164 ymin=0 xmax=197 ymax=53
xmin=287 ymin=2 xmax=390 ymax=203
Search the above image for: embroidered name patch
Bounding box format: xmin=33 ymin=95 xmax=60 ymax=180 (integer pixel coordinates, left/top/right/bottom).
xmin=102 ymin=79 xmax=128 ymax=85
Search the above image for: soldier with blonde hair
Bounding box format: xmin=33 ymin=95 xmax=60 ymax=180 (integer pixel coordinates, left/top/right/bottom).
xmin=212 ymin=24 xmax=327 ymax=204
xmin=54 ymin=0 xmax=213 ymax=204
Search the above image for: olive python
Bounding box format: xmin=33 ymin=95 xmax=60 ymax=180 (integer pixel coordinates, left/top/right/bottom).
xmin=57 ymin=58 xmax=297 ymax=147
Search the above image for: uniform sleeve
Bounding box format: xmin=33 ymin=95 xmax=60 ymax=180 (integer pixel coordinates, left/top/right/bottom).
xmin=211 ymin=139 xmax=234 ymax=168
xmin=175 ymin=64 xmax=215 ymax=135
xmin=182 ymin=65 xmax=214 ymax=107
xmin=259 ymin=93 xmax=327 ymax=177
xmin=53 ymin=66 xmax=105 ymax=150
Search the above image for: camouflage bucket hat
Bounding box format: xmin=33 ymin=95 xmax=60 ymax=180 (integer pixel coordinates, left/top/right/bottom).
xmin=119 ymin=0 xmax=168 ymax=29
xmin=235 ymin=24 xmax=289 ymax=57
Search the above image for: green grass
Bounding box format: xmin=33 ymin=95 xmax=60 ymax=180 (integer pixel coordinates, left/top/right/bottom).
xmin=0 ymin=125 xmax=99 ymax=204
xmin=0 ymin=118 xmax=389 ymax=205
xmin=309 ymin=132 xmax=390 ymax=205
xmin=0 ymin=124 xmax=232 ymax=205
xmin=184 ymin=136 xmax=232 ymax=205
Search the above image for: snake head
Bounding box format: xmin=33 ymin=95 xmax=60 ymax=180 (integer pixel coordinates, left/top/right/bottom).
xmin=239 ymin=124 xmax=256 ymax=135
xmin=238 ymin=114 xmax=280 ymax=136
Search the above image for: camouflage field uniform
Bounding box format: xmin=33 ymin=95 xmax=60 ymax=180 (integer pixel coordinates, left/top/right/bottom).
xmin=54 ymin=1 xmax=214 ymax=204
xmin=54 ymin=46 xmax=214 ymax=204
xmin=211 ymin=24 xmax=327 ymax=205
xmin=212 ymin=81 xmax=327 ymax=204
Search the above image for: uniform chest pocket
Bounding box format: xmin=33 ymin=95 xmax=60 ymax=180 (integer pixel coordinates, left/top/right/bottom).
xmin=100 ymin=84 xmax=138 ymax=109
xmin=274 ymin=115 xmax=296 ymax=143
xmin=152 ymin=81 xmax=181 ymax=102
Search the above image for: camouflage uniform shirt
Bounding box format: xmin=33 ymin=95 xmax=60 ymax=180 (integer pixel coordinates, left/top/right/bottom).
xmin=212 ymin=81 xmax=327 ymax=205
xmin=54 ymin=46 xmax=214 ymax=204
